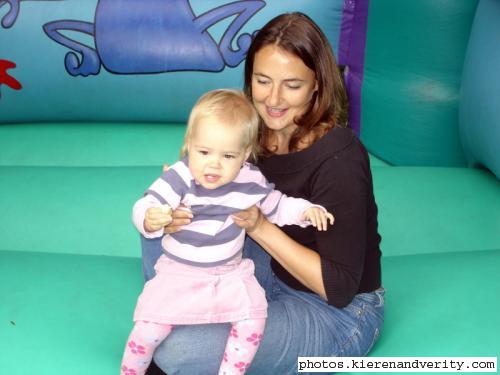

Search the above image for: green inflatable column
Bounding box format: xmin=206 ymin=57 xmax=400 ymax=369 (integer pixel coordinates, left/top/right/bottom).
xmin=361 ymin=0 xmax=477 ymax=166
xmin=459 ymin=0 xmax=500 ymax=178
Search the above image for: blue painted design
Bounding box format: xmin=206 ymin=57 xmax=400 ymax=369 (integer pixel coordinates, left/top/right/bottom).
xmin=0 ymin=0 xmax=20 ymax=28
xmin=43 ymin=21 xmax=101 ymax=76
xmin=39 ymin=0 xmax=265 ymax=76
xmin=1 ymin=0 xmax=62 ymax=29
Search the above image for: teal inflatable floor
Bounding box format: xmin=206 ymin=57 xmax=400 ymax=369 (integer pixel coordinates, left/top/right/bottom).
xmin=1 ymin=123 xmax=499 ymax=374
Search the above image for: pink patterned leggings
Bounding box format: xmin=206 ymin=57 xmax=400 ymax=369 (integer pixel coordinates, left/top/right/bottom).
xmin=121 ymin=318 xmax=266 ymax=375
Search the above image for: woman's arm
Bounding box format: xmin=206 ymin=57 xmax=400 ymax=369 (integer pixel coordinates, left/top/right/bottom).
xmin=234 ymin=140 xmax=374 ymax=307
xmin=233 ymin=207 xmax=327 ymax=299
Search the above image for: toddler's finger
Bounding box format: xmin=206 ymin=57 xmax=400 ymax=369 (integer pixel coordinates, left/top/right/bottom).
xmin=146 ymin=207 xmax=162 ymax=218
xmin=309 ymin=212 xmax=319 ymax=228
xmin=314 ymin=210 xmax=326 ymax=231
xmin=319 ymin=211 xmax=325 ymax=228
xmin=319 ymin=212 xmax=327 ymax=231
xmin=327 ymin=212 xmax=335 ymax=225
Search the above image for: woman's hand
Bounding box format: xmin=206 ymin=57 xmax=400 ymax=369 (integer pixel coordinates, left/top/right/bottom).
xmin=232 ymin=205 xmax=265 ymax=233
xmin=163 ymin=205 xmax=193 ymax=234
xmin=234 ymin=205 xmax=327 ymax=299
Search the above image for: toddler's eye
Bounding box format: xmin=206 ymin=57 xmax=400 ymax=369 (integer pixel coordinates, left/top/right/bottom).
xmin=224 ymin=154 xmax=236 ymax=159
xmin=198 ymin=150 xmax=208 ymax=156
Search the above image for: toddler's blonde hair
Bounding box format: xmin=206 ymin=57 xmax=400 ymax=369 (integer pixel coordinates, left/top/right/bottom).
xmin=181 ymin=89 xmax=260 ymax=161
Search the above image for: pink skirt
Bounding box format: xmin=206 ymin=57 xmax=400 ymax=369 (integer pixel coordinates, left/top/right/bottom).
xmin=133 ymin=255 xmax=268 ymax=325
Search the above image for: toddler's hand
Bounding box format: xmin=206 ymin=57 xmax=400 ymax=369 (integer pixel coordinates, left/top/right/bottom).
xmin=144 ymin=205 xmax=173 ymax=232
xmin=303 ymin=207 xmax=334 ymax=231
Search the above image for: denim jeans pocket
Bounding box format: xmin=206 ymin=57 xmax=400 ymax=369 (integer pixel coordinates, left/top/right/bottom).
xmin=357 ymin=287 xmax=385 ymax=308
xmin=374 ymin=287 xmax=385 ymax=308
xmin=335 ymin=294 xmax=384 ymax=357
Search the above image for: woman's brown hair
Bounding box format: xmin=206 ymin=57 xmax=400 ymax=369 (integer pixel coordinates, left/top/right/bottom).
xmin=244 ymin=12 xmax=348 ymax=154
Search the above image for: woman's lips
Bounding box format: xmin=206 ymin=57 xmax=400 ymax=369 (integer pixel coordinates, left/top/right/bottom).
xmin=266 ymin=106 xmax=287 ymax=118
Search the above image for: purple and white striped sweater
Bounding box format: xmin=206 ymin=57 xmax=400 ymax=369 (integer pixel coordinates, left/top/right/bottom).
xmin=133 ymin=158 xmax=319 ymax=266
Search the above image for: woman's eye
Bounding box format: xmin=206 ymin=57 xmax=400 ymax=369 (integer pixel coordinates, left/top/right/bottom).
xmin=257 ymin=79 xmax=270 ymax=85
xmin=286 ymin=84 xmax=301 ymax=90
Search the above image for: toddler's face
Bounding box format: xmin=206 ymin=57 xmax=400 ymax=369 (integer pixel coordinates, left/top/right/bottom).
xmin=188 ymin=118 xmax=250 ymax=189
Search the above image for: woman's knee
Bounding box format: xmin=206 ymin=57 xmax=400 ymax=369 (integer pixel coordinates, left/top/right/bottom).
xmin=152 ymin=323 xmax=230 ymax=374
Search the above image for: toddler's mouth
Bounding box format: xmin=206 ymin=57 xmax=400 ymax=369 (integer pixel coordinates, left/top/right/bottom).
xmin=204 ymin=174 xmax=221 ymax=183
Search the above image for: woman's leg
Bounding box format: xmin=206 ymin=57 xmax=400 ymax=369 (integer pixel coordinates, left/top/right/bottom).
xmin=141 ymin=235 xmax=163 ymax=282
xmin=219 ymin=318 xmax=266 ymax=374
xmin=153 ymin=282 xmax=384 ymax=374
xmin=153 ymin=322 xmax=230 ymax=374
xmin=246 ymin=281 xmax=385 ymax=374
xmin=152 ymin=240 xmax=384 ymax=374
xmin=122 ymin=321 xmax=173 ymax=375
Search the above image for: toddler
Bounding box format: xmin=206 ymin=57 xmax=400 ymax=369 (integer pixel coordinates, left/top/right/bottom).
xmin=121 ymin=89 xmax=334 ymax=375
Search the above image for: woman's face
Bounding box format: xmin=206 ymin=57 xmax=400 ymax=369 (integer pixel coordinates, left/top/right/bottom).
xmin=251 ymin=45 xmax=318 ymax=136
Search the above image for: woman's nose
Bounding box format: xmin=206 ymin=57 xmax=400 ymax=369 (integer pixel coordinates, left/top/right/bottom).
xmin=266 ymin=84 xmax=281 ymax=107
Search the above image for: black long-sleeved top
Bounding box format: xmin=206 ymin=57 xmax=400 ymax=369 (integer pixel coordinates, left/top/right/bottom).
xmin=257 ymin=127 xmax=382 ymax=308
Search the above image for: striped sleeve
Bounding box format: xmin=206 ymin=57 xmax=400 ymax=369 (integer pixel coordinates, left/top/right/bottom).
xmin=132 ymin=160 xmax=191 ymax=238
xmin=260 ymin=192 xmax=317 ymax=227
xmin=249 ymin=166 xmax=318 ymax=227
xmin=145 ymin=160 xmax=191 ymax=209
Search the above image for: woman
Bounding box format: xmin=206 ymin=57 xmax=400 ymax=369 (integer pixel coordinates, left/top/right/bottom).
xmin=143 ymin=12 xmax=384 ymax=374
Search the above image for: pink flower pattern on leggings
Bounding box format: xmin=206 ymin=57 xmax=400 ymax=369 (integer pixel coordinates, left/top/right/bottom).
xmin=234 ymin=361 xmax=250 ymax=372
xmin=128 ymin=340 xmax=146 ymax=355
xmin=246 ymin=332 xmax=263 ymax=346
xmin=230 ymin=327 xmax=239 ymax=338
xmin=121 ymin=365 xmax=137 ymax=375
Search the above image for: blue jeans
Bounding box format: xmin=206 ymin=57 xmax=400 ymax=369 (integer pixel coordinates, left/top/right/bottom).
xmin=140 ymin=236 xmax=164 ymax=282
xmin=141 ymin=236 xmax=384 ymax=374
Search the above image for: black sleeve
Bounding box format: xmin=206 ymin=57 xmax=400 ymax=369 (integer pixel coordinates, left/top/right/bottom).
xmin=309 ymin=146 xmax=371 ymax=307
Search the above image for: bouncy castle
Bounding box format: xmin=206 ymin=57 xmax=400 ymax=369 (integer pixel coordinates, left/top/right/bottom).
xmin=1 ymin=0 xmax=498 ymax=373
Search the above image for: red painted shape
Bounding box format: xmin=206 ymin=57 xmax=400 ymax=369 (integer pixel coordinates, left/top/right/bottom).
xmin=0 ymin=59 xmax=23 ymax=92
